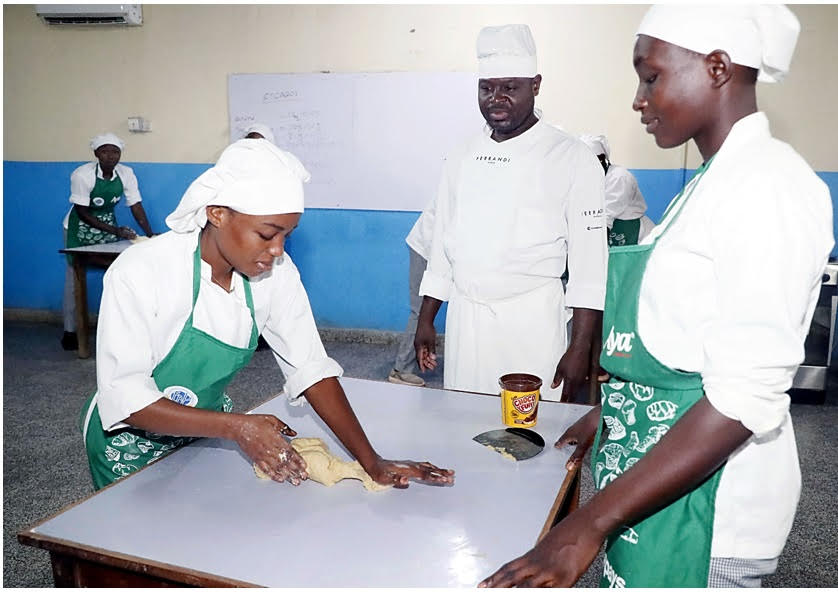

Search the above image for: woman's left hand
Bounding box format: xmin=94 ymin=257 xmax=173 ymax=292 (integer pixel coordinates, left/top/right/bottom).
xmin=367 ymin=458 xmax=455 ymax=489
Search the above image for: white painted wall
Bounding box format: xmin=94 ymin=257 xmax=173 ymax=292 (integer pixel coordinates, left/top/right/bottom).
xmin=4 ymin=4 xmax=837 ymax=170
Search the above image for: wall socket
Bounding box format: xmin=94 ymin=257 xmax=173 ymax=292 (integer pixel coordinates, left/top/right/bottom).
xmin=127 ymin=116 xmax=152 ymax=132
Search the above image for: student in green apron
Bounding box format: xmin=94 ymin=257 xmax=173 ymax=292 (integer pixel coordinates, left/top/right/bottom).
xmin=61 ymin=133 xmax=155 ymax=350
xmin=480 ymin=5 xmax=832 ymax=588
xmin=579 ymin=134 xmax=655 ymax=248
xmin=81 ymin=138 xmax=455 ymax=492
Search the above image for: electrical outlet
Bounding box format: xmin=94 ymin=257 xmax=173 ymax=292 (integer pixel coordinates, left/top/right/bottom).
xmin=128 ymin=116 xmax=152 ymax=133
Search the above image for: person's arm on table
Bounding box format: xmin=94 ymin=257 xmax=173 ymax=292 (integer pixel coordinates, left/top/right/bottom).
xmin=303 ymin=377 xmax=455 ymax=488
xmin=129 ymin=202 xmax=155 ymax=236
xmin=126 ymin=400 xmax=308 ymax=484
xmin=479 ymin=397 xmax=751 ymax=587
xmin=122 ymin=168 xmax=154 ymax=236
xmin=554 ymin=403 xmax=601 ymax=469
xmin=74 ymin=204 xmax=136 ymax=240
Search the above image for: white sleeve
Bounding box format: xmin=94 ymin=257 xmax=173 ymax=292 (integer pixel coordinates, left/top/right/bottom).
xmin=119 ymin=165 xmax=143 ymax=206
xmin=95 ymin=261 xmax=166 ymax=431
xmin=604 ymin=167 xmax=636 ymax=226
xmin=69 ymin=166 xmax=94 ymax=206
xmin=564 ymin=145 xmax=608 ymax=310
xmin=702 ymin=174 xmax=833 ymax=437
xmin=405 ymin=188 xmax=438 ymax=260
xmin=260 ymin=260 xmax=343 ymax=403
xmin=418 ymin=163 xmax=454 ymax=302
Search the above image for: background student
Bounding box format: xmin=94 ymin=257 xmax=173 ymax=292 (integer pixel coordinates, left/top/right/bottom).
xmin=580 ymin=133 xmax=655 ymax=247
xmin=61 ymin=133 xmax=155 ymax=351
xmin=388 ymin=195 xmax=435 ymax=387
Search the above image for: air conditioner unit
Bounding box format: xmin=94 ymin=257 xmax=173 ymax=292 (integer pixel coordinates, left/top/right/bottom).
xmin=35 ymin=4 xmax=142 ymax=26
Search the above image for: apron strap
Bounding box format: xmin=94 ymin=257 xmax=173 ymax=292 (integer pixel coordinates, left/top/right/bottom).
xmin=653 ymin=156 xmax=716 ymax=242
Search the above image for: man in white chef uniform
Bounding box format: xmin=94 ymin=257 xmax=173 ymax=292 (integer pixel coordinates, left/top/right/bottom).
xmin=414 ymin=24 xmax=608 ymax=402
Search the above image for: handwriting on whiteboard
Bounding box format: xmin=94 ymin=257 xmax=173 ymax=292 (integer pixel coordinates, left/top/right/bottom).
xmin=263 ymin=89 xmax=300 ymax=103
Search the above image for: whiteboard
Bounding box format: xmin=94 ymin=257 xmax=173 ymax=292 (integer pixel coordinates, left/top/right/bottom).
xmin=228 ymin=72 xmax=484 ymax=211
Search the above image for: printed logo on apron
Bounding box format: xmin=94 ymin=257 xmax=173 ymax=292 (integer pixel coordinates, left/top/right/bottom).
xmin=92 ymin=197 xmax=105 ymax=207
xmin=603 ymin=326 xmax=636 ymax=358
xmin=164 ymin=385 xmax=199 ymax=407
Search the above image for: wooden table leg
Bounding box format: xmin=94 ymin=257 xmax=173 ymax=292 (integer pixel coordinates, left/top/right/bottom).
xmin=72 ymin=258 xmax=90 ymax=359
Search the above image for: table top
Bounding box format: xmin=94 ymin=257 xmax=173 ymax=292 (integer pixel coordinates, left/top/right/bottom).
xmin=26 ymin=377 xmax=589 ymax=587
xmin=59 ymin=240 xmax=135 ymax=255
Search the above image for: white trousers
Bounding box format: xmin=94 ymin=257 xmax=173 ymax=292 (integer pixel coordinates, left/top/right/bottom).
xmin=443 ymin=279 xmax=567 ymax=401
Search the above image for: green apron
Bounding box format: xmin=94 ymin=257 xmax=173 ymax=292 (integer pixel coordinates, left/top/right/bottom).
xmin=593 ymin=159 xmax=720 ymax=587
xmin=66 ymin=164 xmax=124 ymax=250
xmin=80 ymin=239 xmax=258 ymax=490
xmin=608 ymin=218 xmax=641 ymax=247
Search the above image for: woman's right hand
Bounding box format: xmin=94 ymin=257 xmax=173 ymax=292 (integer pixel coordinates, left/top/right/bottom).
xmin=233 ymin=414 xmax=308 ymax=485
xmin=554 ymin=405 xmax=601 ymax=471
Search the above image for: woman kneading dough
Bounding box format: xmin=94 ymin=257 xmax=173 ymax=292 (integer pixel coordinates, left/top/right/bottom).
xmin=80 ymin=139 xmax=455 ymax=491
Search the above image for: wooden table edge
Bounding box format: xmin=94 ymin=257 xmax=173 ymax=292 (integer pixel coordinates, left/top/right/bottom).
xmin=17 ymin=530 xmax=259 ymax=587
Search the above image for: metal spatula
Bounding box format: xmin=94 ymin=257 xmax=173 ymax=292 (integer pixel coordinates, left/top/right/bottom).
xmin=473 ymin=427 xmax=546 ymax=461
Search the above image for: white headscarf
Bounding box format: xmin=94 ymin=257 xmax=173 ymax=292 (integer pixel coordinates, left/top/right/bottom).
xmin=243 ymin=123 xmax=276 ymax=145
xmin=636 ymin=4 xmax=800 ymax=83
xmin=580 ymin=134 xmax=610 ymax=159
xmin=165 ymin=139 xmax=310 ymax=233
xmin=90 ymin=133 xmax=124 ymax=151
xmin=476 ymin=24 xmax=538 ymax=79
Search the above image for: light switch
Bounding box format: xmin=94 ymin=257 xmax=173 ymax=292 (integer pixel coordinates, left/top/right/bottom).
xmin=128 ymin=116 xmax=152 ymax=133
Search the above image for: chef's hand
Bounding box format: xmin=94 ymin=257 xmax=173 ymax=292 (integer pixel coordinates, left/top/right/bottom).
xmin=116 ymin=226 xmax=137 ymax=240
xmin=367 ymin=458 xmax=455 ymax=489
xmin=479 ymin=506 xmax=604 ymax=588
xmin=414 ymin=322 xmax=437 ymax=372
xmin=552 ymin=342 xmax=589 ymax=402
xmin=234 ymin=414 xmax=308 ymax=485
xmin=554 ymin=405 xmax=601 ymax=471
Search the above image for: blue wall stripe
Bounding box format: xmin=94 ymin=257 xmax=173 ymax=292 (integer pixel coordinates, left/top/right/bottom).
xmin=4 ymin=161 xmax=836 ymax=332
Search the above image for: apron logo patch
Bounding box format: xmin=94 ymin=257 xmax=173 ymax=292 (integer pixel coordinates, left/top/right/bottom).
xmin=164 ymin=386 xmax=199 ymax=407
xmin=92 ymin=197 xmax=105 ymax=207
xmin=604 ymin=327 xmax=635 ymax=358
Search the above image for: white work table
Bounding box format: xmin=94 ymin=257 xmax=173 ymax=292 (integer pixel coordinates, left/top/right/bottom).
xmin=19 ymin=377 xmax=590 ymax=587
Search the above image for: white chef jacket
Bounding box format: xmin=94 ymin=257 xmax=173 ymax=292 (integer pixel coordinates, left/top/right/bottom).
xmin=604 ymin=164 xmax=655 ymax=241
xmin=94 ymin=230 xmax=342 ymax=431
xmin=638 ymin=112 xmax=834 ymax=558
xmin=420 ymin=117 xmax=608 ymax=398
xmin=62 ymin=162 xmax=142 ymax=229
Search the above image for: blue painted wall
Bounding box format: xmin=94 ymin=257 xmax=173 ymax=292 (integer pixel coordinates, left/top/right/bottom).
xmin=4 ymin=161 xmax=836 ymax=331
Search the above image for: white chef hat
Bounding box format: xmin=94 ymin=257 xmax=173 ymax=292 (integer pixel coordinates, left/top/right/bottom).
xmin=90 ymin=133 xmax=124 ymax=151
xmin=165 ymin=139 xmax=310 ymax=233
xmin=243 ymin=123 xmax=276 ymax=145
xmin=580 ymin=134 xmax=610 ymax=159
xmin=636 ymin=4 xmax=800 ymax=83
xmin=476 ymin=24 xmax=538 ymax=79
